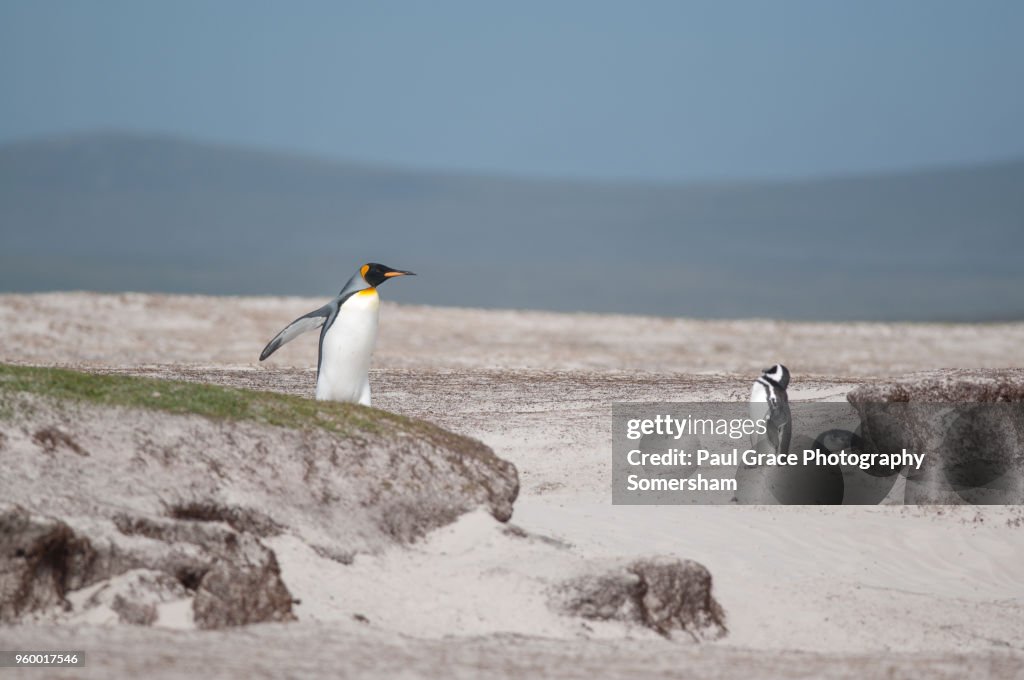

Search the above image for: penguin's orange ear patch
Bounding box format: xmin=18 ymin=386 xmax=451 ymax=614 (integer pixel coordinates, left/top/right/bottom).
xmin=361 ymin=264 xmax=370 ymax=279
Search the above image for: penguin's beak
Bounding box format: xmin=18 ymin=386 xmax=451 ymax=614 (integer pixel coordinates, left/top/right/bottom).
xmin=384 ymin=270 xmax=415 ymax=277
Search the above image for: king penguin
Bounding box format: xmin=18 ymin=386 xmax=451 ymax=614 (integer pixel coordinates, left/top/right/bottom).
xmin=258 ymin=263 xmax=414 ymax=406
xmin=749 ymin=364 xmax=792 ymax=456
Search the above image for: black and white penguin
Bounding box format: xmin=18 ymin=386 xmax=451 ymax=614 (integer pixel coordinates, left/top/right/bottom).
xmin=259 ymin=263 xmax=414 ymax=405
xmin=749 ymin=363 xmax=792 ymax=456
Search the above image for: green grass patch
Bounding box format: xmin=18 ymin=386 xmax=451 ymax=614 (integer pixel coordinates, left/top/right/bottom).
xmin=0 ymin=363 xmax=420 ymax=438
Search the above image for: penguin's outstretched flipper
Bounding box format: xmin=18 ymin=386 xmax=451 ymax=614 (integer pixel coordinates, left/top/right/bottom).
xmin=260 ymin=304 xmax=333 ymax=361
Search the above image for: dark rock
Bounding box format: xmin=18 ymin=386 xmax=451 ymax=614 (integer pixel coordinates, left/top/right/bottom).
xmin=0 ymin=504 xmax=294 ymax=628
xmin=0 ymin=506 xmax=96 ymax=622
xmin=192 ymin=544 xmax=293 ymax=629
xmin=847 ymin=370 xmax=1024 ymax=504
xmin=111 ymin=514 xmax=295 ymax=628
xmin=550 ymin=556 xmax=727 ymax=641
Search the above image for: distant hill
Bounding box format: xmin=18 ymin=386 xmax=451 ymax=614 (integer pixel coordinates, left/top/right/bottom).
xmin=1 ymin=132 xmax=1021 ymax=320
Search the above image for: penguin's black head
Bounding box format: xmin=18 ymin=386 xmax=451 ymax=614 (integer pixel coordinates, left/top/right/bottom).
xmin=762 ymin=364 xmax=790 ymax=389
xmin=360 ymin=263 xmax=416 ymax=287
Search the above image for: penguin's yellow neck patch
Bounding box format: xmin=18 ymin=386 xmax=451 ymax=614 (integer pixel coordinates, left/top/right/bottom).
xmin=356 ymin=288 xmax=378 ymax=298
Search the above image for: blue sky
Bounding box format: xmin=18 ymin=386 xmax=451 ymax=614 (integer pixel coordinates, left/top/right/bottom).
xmin=2 ymin=0 xmax=1022 ymax=181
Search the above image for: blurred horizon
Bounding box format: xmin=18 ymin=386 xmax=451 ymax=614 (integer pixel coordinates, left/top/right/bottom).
xmin=2 ymin=131 xmax=1022 ymax=322
xmin=8 ymin=126 xmax=1024 ymax=185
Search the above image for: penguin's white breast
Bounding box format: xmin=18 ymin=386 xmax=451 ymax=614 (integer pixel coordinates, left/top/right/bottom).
xmin=317 ymin=289 xmax=380 ymax=400
xmin=749 ymin=381 xmax=770 ymax=421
